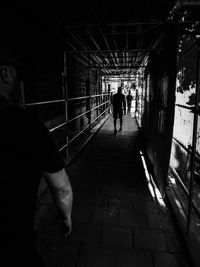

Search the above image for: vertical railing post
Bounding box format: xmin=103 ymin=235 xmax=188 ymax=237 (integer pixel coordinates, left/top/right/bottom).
xmin=104 ymin=75 xmax=106 ymax=116
xmin=99 ymin=67 xmax=102 ymax=118
xmin=187 ymin=46 xmax=200 ymax=234
xmin=63 ymin=50 xmax=69 ymax=158
xmin=88 ymin=57 xmax=91 ymax=130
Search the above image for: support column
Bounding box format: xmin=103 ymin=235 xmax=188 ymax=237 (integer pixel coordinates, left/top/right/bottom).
xmin=63 ymin=50 xmax=69 ymax=158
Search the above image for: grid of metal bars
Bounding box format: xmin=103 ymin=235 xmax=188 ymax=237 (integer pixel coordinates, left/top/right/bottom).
xmin=169 ymin=35 xmax=200 ymax=234
xmin=24 ymin=50 xmax=111 ymax=158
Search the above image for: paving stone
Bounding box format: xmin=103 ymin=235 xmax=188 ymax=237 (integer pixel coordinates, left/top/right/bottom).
xmin=77 ymin=245 xmax=116 ymax=267
xmin=41 ymin=243 xmax=80 ymax=267
xmin=119 ymin=210 xmax=148 ymax=227
xmin=35 ymin=116 xmax=191 ymax=266
xmin=134 ymin=228 xmax=167 ymax=251
xmin=116 ymin=248 xmax=154 ymax=267
xmin=164 ymin=232 xmax=184 ymax=253
xmin=147 ymin=213 xmax=177 ymax=234
xmin=153 ymin=251 xmax=189 ymax=267
xmin=102 ymin=225 xmax=132 ymax=248
xmin=92 ymin=208 xmax=119 ymax=224
xmin=133 ymin=199 xmax=160 ymax=214
xmin=67 ymin=222 xmax=101 ymax=244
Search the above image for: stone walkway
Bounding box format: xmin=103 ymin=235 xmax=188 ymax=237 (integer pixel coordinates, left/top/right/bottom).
xmin=34 ymin=114 xmax=192 ymax=267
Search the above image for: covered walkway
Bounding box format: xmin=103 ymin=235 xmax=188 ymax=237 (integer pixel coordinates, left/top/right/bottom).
xmin=35 ymin=114 xmax=191 ymax=267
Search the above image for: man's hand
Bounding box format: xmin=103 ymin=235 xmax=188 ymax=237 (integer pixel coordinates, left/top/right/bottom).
xmin=61 ymin=217 xmax=72 ymax=237
xmin=44 ymin=168 xmax=73 ymax=237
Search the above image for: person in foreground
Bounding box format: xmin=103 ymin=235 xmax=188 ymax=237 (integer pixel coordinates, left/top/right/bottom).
xmin=112 ymin=87 xmax=126 ymax=134
xmin=0 ymin=60 xmax=73 ymax=266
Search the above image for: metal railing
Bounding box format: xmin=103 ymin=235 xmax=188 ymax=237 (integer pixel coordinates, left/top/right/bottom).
xmin=25 ymin=93 xmax=111 ymax=154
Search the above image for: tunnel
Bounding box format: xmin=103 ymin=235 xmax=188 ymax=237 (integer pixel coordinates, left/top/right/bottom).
xmin=0 ymin=0 xmax=200 ymax=266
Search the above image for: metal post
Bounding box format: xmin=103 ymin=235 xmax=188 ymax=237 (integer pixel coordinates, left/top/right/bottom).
xmin=88 ymin=58 xmax=92 ymax=130
xmin=104 ymin=75 xmax=107 ymax=116
xmin=63 ymin=50 xmax=69 ymax=158
xmin=187 ymin=46 xmax=200 ymax=234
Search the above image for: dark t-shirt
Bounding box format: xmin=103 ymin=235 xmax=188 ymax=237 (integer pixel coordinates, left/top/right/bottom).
xmin=126 ymin=94 xmax=133 ymax=103
xmin=112 ymin=93 xmax=125 ymax=113
xmin=0 ymin=101 xmax=65 ymax=240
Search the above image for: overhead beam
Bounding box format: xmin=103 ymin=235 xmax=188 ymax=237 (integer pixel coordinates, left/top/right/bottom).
xmin=66 ymin=48 xmax=162 ymax=53
xmin=66 ymin=21 xmax=165 ymax=28
xmin=65 ymin=28 xmax=112 ymax=74
xmin=88 ymin=34 xmax=109 ymax=64
xmin=99 ymin=28 xmax=119 ymax=70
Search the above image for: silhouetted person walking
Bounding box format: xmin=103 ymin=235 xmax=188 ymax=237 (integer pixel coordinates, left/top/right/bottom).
xmin=126 ymin=90 xmax=133 ymax=113
xmin=112 ymin=87 xmax=126 ymax=134
xmin=0 ymin=58 xmax=73 ymax=266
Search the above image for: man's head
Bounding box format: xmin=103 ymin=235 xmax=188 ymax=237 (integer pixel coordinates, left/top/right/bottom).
xmin=117 ymin=87 xmax=122 ymax=94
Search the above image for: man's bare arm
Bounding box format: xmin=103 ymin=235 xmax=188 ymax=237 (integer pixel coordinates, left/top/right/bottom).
xmin=43 ymin=168 xmax=73 ymax=235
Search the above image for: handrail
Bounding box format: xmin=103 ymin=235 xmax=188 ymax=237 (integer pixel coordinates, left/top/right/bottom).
xmin=173 ymin=137 xmax=200 ymax=163
xmin=25 ymin=99 xmax=65 ymax=106
xmin=175 ymin=103 xmax=193 ymax=110
xmin=25 ymin=94 xmax=110 ymax=106
xmin=49 ymin=122 xmax=67 ymax=133
xmin=68 ymin=124 xmax=90 ymax=145
xmin=91 ymin=93 xmax=110 ymax=97
xmin=91 ymin=100 xmax=110 ymax=111
xmin=68 ymin=100 xmax=110 ymax=122
xmin=48 ymin=99 xmax=110 ymax=135
xmin=59 ymin=106 xmax=110 ymax=152
xmin=68 ymin=93 xmax=110 ymax=101
xmin=68 ymin=96 xmax=90 ymax=101
xmin=170 ymin=166 xmax=200 ymax=218
xmin=68 ymin=110 xmax=90 ymax=123
xmin=91 ymin=107 xmax=110 ymax=124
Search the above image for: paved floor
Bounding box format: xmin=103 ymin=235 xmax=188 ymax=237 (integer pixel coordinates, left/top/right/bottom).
xmin=35 ymin=114 xmax=192 ymax=267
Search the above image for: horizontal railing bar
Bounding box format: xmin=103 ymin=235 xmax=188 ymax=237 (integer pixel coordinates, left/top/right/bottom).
xmin=173 ymin=137 xmax=200 ymax=163
xmin=68 ymin=93 xmax=110 ymax=101
xmin=68 ymin=96 xmax=90 ymax=101
xmin=49 ymin=122 xmax=67 ymax=132
xmin=25 ymin=99 xmax=65 ymax=106
xmin=59 ymin=143 xmax=68 ymax=152
xmin=175 ymin=103 xmax=194 ymax=110
xmin=59 ymin=108 xmax=109 ymax=152
xmin=68 ymin=101 xmax=110 ymax=123
xmin=91 ymin=101 xmax=110 ymax=111
xmin=68 ymin=110 xmax=90 ymax=123
xmin=91 ymin=107 xmax=109 ymax=124
xmin=68 ymin=124 xmax=90 ymax=145
xmin=170 ymin=166 xmax=200 ymax=218
xmin=168 ymin=180 xmax=188 ymax=217
xmin=171 ymin=166 xmax=189 ymax=196
xmin=91 ymin=93 xmax=110 ymax=97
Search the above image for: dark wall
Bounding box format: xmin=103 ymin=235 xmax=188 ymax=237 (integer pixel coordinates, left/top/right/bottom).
xmin=143 ymin=24 xmax=177 ymax=196
xmin=0 ymin=1 xmax=102 ymax=153
xmin=0 ymin=1 xmax=66 ymax=150
xmin=66 ymin=54 xmax=101 ymax=140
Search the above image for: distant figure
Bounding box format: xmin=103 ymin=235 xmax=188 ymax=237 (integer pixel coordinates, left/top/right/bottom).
xmin=126 ymin=90 xmax=133 ymax=113
xmin=112 ymin=87 xmax=126 ymax=134
xmin=0 ymin=59 xmax=73 ymax=266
